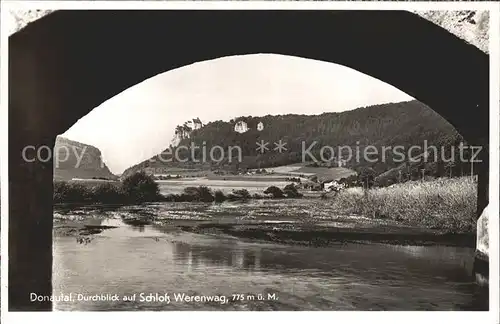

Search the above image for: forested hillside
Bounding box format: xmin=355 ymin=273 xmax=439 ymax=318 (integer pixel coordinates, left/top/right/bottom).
xmin=123 ymin=100 xmax=465 ymax=178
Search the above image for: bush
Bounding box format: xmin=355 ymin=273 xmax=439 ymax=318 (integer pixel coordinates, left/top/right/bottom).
xmin=54 ymin=181 xmax=93 ymax=203
xmin=182 ymin=186 xmax=214 ymax=202
xmin=227 ymin=189 xmax=251 ymax=200
xmin=283 ymin=183 xmax=302 ymax=198
xmin=310 ymin=184 xmax=322 ymax=191
xmin=264 ymin=186 xmax=285 ymax=198
xmin=91 ymin=182 xmax=124 ymax=204
xmin=121 ymin=172 xmax=161 ymax=203
xmin=214 ymin=190 xmax=226 ymax=203
xmin=164 ymin=194 xmax=181 ymax=202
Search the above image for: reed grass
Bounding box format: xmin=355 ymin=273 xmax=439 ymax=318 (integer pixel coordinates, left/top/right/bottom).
xmin=331 ymin=177 xmax=477 ymax=233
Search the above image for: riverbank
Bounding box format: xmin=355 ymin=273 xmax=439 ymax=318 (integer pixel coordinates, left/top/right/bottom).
xmin=53 ymin=197 xmax=476 ymax=248
xmin=54 ymin=217 xmax=476 ymax=248
xmin=176 ymin=221 xmax=475 ymax=247
xmin=54 ymin=176 xmax=477 ymax=234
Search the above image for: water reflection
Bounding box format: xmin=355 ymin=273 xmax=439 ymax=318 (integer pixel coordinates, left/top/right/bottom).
xmin=172 ymin=242 xmax=262 ymax=272
xmin=53 ymin=208 xmax=487 ymax=311
xmin=129 ymin=225 xmax=146 ymax=232
xmin=165 ymin=235 xmax=476 ymax=285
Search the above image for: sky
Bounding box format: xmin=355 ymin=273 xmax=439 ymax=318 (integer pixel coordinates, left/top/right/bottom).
xmin=61 ymin=54 xmax=414 ymax=174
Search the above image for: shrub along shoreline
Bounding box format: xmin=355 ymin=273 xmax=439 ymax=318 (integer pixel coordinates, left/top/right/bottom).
xmin=53 ymin=172 xmax=302 ymax=205
xmin=54 ymin=172 xmax=477 ymax=233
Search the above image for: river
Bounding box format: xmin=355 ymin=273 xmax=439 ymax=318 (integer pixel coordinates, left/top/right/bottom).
xmin=52 ymin=202 xmax=488 ymax=311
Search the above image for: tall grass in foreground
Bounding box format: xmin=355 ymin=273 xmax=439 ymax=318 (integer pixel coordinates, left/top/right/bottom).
xmin=331 ymin=177 xmax=477 ymax=233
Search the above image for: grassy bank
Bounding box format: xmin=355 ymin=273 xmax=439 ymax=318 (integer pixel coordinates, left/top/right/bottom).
xmin=329 ymin=177 xmax=477 ymax=233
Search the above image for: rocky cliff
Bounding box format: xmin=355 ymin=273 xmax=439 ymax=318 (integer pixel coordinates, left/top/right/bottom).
xmin=54 ymin=136 xmax=117 ymax=180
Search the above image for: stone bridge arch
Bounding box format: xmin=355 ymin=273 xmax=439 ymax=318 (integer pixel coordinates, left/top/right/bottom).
xmin=8 ymin=10 xmax=489 ymax=310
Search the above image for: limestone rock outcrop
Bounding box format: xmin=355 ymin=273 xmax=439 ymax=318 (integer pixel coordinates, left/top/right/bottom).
xmin=54 ymin=136 xmax=117 ymax=180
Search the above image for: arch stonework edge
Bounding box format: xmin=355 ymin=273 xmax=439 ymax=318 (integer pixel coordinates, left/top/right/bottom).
xmin=7 ymin=9 xmax=491 ymax=55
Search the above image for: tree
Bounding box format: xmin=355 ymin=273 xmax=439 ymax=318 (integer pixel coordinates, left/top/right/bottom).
xmin=344 ymin=174 xmax=359 ymax=187
xmin=446 ymin=161 xmax=456 ymax=178
xmin=264 ymin=186 xmax=285 ymax=198
xmin=182 ymin=186 xmax=214 ymax=202
xmin=358 ymin=167 xmax=376 ymax=189
xmin=228 ymin=189 xmax=251 ymax=200
xmin=214 ymin=190 xmax=226 ymax=203
xmin=121 ymin=171 xmax=160 ymax=203
xmin=92 ymin=183 xmax=124 ymax=204
xmin=283 ymin=184 xmax=302 ymax=198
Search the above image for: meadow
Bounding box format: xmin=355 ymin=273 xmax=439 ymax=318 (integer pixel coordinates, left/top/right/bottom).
xmin=262 ymin=164 xmax=357 ymax=182
xmin=157 ymin=178 xmax=290 ymax=195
